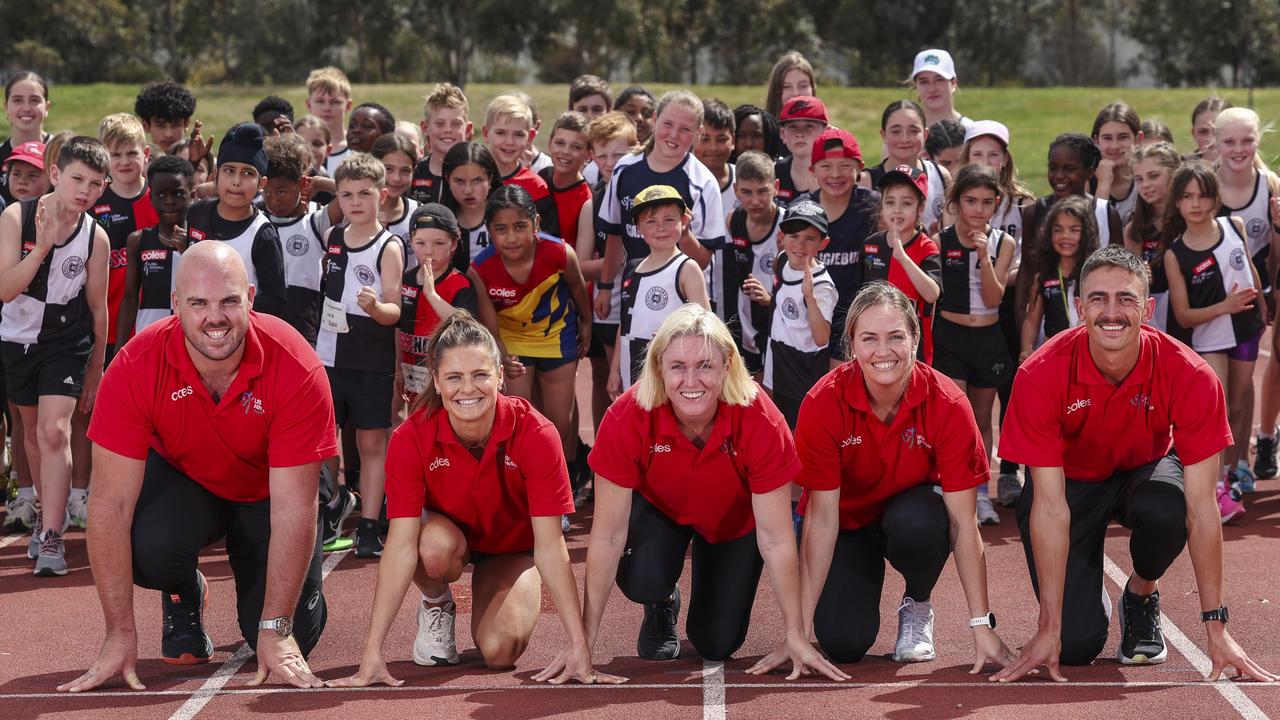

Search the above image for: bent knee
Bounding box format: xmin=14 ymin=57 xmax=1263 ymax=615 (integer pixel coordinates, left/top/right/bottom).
xmin=1059 ymin=631 xmax=1106 ymax=667
xmin=478 ymin=634 xmax=528 ymax=670
xmin=815 ymin=628 xmax=874 ymax=665
xmin=689 ymin=628 xmax=746 ymax=662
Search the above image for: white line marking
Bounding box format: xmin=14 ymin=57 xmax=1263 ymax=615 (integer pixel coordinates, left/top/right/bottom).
xmin=13 ymin=679 xmax=1280 ymax=700
xmin=1103 ymin=555 xmax=1270 ymax=720
xmin=702 ymin=661 xmax=725 ymax=720
xmin=165 ymin=543 xmax=352 ymax=720
xmin=0 ymin=533 xmax=25 ymax=549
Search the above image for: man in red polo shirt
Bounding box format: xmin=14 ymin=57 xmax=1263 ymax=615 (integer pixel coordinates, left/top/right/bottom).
xmin=993 ymin=246 xmax=1274 ymax=683
xmin=58 ymin=241 xmax=338 ymax=693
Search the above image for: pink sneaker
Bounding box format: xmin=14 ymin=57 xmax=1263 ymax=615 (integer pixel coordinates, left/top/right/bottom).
xmin=1217 ymin=482 xmax=1245 ymax=524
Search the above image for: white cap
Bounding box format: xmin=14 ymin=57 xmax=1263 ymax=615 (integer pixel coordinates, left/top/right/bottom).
xmin=912 ymin=49 xmax=957 ymax=81
xmin=963 ymin=120 xmax=1010 ymax=147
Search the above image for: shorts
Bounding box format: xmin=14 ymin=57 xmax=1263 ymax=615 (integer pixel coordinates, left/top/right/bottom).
xmin=517 ymin=355 xmax=576 ymax=372
xmin=326 ymin=366 xmax=393 ymax=430
xmin=1206 ymin=329 xmax=1263 ymax=362
xmin=417 ymin=510 xmax=533 ymax=564
xmin=1 ymin=339 xmax=91 ymax=406
xmin=932 ymin=316 xmax=1013 ymax=389
xmin=742 ymin=349 xmax=763 ymax=375
xmin=587 ymin=322 xmax=618 ymax=359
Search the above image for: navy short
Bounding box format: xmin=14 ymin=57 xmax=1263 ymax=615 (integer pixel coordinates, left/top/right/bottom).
xmin=326 ymin=366 xmax=393 ymax=430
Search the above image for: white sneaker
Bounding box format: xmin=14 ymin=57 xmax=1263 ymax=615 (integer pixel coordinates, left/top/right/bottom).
xmin=5 ymin=494 xmax=37 ymax=531
xmin=893 ymin=597 xmax=936 ymax=662
xmin=413 ymin=598 xmax=460 ymax=666
xmin=68 ymin=493 xmax=88 ymax=529
xmin=976 ymin=493 xmax=1000 ymax=525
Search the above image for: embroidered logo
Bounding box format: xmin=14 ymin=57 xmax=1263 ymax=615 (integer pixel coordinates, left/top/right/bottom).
xmin=239 ymin=391 xmax=265 ymax=416
xmin=61 ymin=255 xmax=84 ymax=279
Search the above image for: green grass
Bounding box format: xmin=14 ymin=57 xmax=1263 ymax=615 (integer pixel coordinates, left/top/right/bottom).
xmin=8 ymin=83 xmax=1280 ymax=196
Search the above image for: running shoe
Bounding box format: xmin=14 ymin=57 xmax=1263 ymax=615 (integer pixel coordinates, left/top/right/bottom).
xmin=1217 ymin=481 xmax=1245 ymax=524
xmin=354 ymin=518 xmax=383 ymax=558
xmin=893 ymin=597 xmax=936 ymax=662
xmin=162 ymin=570 xmax=212 ymax=664
xmin=976 ymin=492 xmax=1000 ymax=526
xmin=4 ymin=494 xmax=36 ymax=531
xmin=1232 ymin=462 xmax=1257 ymax=493
xmin=571 ymin=440 xmax=594 ymax=505
xmin=321 ymin=486 xmax=356 ymax=547
xmin=27 ymin=513 xmax=42 ymax=560
xmin=1118 ymin=587 xmax=1167 ymax=664
xmin=33 ymin=529 xmax=67 ymax=576
xmin=561 ymin=514 xmax=571 ymax=533
xmin=413 ymin=598 xmax=460 ymax=666
xmin=67 ymin=492 xmax=89 ymax=529
xmin=1254 ymin=433 xmax=1278 ymax=480
xmin=637 ymin=587 xmax=681 ymax=660
xmin=996 ymin=471 xmax=1023 ymax=507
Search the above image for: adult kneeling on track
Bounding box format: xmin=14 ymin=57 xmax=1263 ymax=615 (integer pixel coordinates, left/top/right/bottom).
xmin=584 ymin=304 xmax=847 ymax=680
xmin=329 ymin=311 xmax=622 ymax=687
xmin=993 ymin=245 xmax=1276 ymax=683
xmin=61 ymin=241 xmax=338 ymax=692
xmin=797 ymin=282 xmax=1016 ymax=669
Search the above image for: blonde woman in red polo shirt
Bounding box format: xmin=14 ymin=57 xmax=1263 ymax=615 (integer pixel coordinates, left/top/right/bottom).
xmin=796 ymin=282 xmax=1014 ymax=669
xmin=329 ymin=311 xmax=622 ymax=686
xmin=584 ymin=303 xmax=847 ymax=680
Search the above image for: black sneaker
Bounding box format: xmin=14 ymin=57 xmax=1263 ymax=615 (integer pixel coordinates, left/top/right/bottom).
xmin=571 ymin=441 xmax=594 ymax=504
xmin=1254 ymin=434 xmax=1278 ymax=479
xmin=162 ymin=570 xmax=212 ymax=665
xmin=637 ymin=587 xmax=680 ymax=660
xmin=1117 ymin=586 xmax=1167 ymax=665
xmin=322 ymin=487 xmax=356 ymax=547
xmin=355 ymin=518 xmax=383 ymax=558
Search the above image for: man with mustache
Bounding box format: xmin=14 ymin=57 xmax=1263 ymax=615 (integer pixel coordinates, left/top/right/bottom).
xmin=991 ymin=245 xmax=1275 ymax=684
xmin=60 ymin=241 xmax=338 ymax=692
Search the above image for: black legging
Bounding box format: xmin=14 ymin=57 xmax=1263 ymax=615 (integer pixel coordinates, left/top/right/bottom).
xmin=615 ymin=494 xmax=763 ymax=661
xmin=131 ymin=451 xmax=328 ymax=656
xmin=813 ymin=484 xmax=951 ymax=663
xmin=1016 ymin=453 xmax=1187 ymax=666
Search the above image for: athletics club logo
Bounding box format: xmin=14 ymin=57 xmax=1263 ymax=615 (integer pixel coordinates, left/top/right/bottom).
xmin=1229 ymin=247 xmax=1246 ymax=271
xmin=782 ymin=296 xmax=800 ymax=319
xmin=644 ymin=286 xmax=668 ymax=311
xmin=61 ymin=255 xmax=84 ymax=279
xmin=354 ymin=264 xmax=376 ymax=286
xmin=286 ymin=234 xmax=310 ymax=257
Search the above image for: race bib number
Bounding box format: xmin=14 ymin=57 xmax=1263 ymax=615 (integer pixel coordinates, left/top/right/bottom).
xmin=401 ymin=362 xmax=429 ymax=394
xmin=321 ymin=297 xmax=350 ymax=334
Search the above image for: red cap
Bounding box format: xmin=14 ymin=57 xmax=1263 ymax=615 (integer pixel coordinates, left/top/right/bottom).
xmin=779 ymin=96 xmax=829 ymax=125
xmin=3 ymin=141 xmax=45 ymax=171
xmin=810 ymin=128 xmax=862 ymax=166
xmin=876 ymin=163 xmax=929 ymax=200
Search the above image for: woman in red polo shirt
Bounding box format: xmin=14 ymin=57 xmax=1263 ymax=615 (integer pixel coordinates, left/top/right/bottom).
xmin=328 ymin=312 xmax=621 ymax=687
xmin=797 ymin=282 xmax=1014 ymax=669
xmin=584 ymin=304 xmax=846 ymax=680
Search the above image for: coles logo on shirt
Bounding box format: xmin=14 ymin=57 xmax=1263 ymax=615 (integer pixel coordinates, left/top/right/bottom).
xmin=140 ymin=249 xmax=167 ymax=262
xmin=1066 ymin=398 xmax=1091 ymax=414
xmin=327 ymin=244 xmax=344 ymax=255
xmin=413 ymin=178 xmax=433 ymax=187
xmin=429 ymin=456 xmax=450 ymax=471
xmin=490 ymin=287 xmax=517 ymax=299
xmin=189 ymin=228 xmax=206 ymax=242
xmin=401 ymin=285 xmax=419 ymax=299
xmin=944 ymin=248 xmax=965 ymax=266
xmin=1190 ymin=256 xmax=1216 ymax=284
xmin=93 ymin=204 xmax=111 ymax=215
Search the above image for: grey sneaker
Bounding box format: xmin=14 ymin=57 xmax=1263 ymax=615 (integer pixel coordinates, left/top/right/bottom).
xmin=413 ymin=598 xmax=460 ymax=666
xmin=976 ymin=493 xmax=1000 ymax=525
xmin=893 ymin=597 xmax=936 ymax=662
xmin=996 ymin=472 xmax=1023 ymax=507
xmin=33 ymin=529 xmax=67 ymax=576
xmin=4 ymin=494 xmax=36 ymax=531
xmin=27 ymin=513 xmax=43 ymax=560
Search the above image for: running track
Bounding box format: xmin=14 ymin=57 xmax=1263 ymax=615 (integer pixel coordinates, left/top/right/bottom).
xmin=1 ymin=350 xmax=1278 ymax=719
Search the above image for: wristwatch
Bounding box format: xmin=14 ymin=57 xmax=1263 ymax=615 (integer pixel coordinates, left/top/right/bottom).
xmin=968 ymin=612 xmax=997 ymax=629
xmin=258 ymin=616 xmax=294 ymax=637
xmin=1201 ymin=605 xmax=1229 ymax=624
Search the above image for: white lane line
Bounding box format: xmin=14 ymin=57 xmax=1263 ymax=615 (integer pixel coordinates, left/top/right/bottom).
xmin=0 ymin=533 xmax=25 ymax=549
xmin=15 ymin=679 xmax=1280 ymax=700
xmin=1103 ymin=555 xmax=1270 ymax=720
xmin=165 ymin=544 xmax=352 ymax=720
xmin=702 ymin=661 xmax=726 ymax=720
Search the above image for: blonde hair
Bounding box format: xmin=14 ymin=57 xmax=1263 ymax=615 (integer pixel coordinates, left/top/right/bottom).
xmin=842 ymin=282 xmax=921 ymax=360
xmin=585 ymin=111 xmax=637 ymax=148
xmin=423 ymin=82 xmax=469 ymax=121
xmin=395 ymin=121 xmax=424 ymax=153
xmin=641 ymin=90 xmax=704 ymax=155
xmin=305 ymin=66 xmax=352 ymax=100
xmin=294 ymin=115 xmax=330 ymax=144
xmin=43 ymin=130 xmax=74 ymax=180
xmin=483 ymin=94 xmax=534 ymax=131
xmin=97 ymin=113 xmax=147 ymax=150
xmin=634 ymin=304 xmax=757 ymax=411
xmin=1214 ymin=107 xmax=1271 ymax=170
xmin=333 ymin=152 xmax=386 ymax=187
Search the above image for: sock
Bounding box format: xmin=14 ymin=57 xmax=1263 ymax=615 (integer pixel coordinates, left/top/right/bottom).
xmin=424 ymin=587 xmax=453 ymax=605
xmin=1261 ymin=426 xmax=1278 ymax=440
xmin=17 ymin=486 xmax=34 ymax=501
xmin=70 ymin=487 xmax=87 ymax=500
xmin=976 ymin=484 xmax=990 ymax=497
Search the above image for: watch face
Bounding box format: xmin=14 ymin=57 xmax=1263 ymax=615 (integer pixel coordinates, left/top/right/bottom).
xmin=278 ymin=616 xmax=294 ymax=636
xmin=988 ymin=612 xmax=996 ymax=629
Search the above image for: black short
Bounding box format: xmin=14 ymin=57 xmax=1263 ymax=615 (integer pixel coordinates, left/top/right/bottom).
xmin=516 ymin=355 xmax=576 ymax=372
xmin=1 ymin=338 xmax=91 ymax=406
xmin=587 ymin=322 xmax=617 ymax=359
xmin=742 ymin=349 xmax=762 ymax=375
xmin=932 ymin=316 xmax=1013 ymax=389
xmin=326 ymin=366 xmax=393 ymax=429
xmin=469 ymin=548 xmax=534 ymax=565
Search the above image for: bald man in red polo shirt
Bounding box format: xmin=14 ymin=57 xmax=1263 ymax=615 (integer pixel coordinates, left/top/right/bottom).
xmin=59 ymin=241 xmax=338 ymax=693
xmin=993 ymin=246 xmax=1274 ymax=684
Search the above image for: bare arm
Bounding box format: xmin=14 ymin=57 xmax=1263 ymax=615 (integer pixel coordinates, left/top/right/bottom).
xmin=581 ymin=477 xmax=632 ymax=650
xmin=0 ymin=202 xmax=50 ymax=302
xmin=678 ymin=257 xmax=710 ymax=310
xmin=80 ymin=228 xmax=111 ymax=413
xmin=799 ymin=488 xmax=839 ymax=635
xmin=1021 ymin=282 xmax=1045 ymax=362
xmin=261 ymin=462 xmax=321 ymax=620
xmin=893 ymin=242 xmax=940 ymax=303
xmin=115 ymin=231 xmax=145 ymax=349
xmin=979 ymin=232 xmax=1014 ymax=309
xmin=574 ymin=202 xmax=602 ymax=280
xmin=677 ymin=227 xmax=712 ymax=268
xmin=364 ymin=241 xmax=404 ymax=325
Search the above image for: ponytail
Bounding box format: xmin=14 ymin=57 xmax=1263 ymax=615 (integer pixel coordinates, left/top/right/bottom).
xmin=408 ymin=311 xmax=503 ymax=416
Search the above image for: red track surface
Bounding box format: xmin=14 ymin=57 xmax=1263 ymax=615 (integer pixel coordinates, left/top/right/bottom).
xmin=1 ymin=352 xmax=1278 ymax=719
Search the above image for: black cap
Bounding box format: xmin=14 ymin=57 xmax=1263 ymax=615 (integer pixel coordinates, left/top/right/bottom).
xmin=780 ymin=199 xmax=829 ymax=236
xmin=217 ymin=122 xmax=268 ymax=175
xmin=410 ymin=203 xmax=460 ymax=237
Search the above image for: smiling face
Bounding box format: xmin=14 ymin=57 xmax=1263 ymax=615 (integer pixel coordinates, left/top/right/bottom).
xmin=488 ymin=207 xmax=538 ymax=261
xmin=1133 ymin=157 xmax=1173 ymax=206
xmin=966 ymin=136 xmax=1007 ymax=173
xmin=694 ymin=124 xmax=734 ymax=173
xmin=619 ymin=96 xmax=655 ymax=143
xmin=636 ymin=203 xmax=687 ymax=253
xmin=851 ymin=303 xmax=917 ymax=393
xmin=880 ymin=184 xmax=922 ymax=236
xmin=173 ymin=246 xmax=255 ymax=364
xmin=549 ymin=128 xmax=590 ymax=177
xmin=1214 ymin=120 xmax=1258 ymax=174
xmin=882 ymin=109 xmax=926 ymax=165
xmin=149 ymin=171 xmax=192 ymax=225
xmin=781 ymin=224 xmax=828 ymax=268
xmin=380 ymin=150 xmax=414 ymax=200
xmin=411 ymin=228 xmax=459 ymax=278
xmin=813 ymin=156 xmax=859 ymax=198
xmin=1094 ymin=120 xmax=1138 ymax=166
xmin=482 ymin=115 xmax=532 ymax=171
xmin=652 ymin=104 xmax=700 ymax=165
xmin=659 ymin=334 xmax=728 ymax=424
xmin=424 ymin=106 xmax=471 ymax=158
xmin=1047 ymin=144 xmax=1091 ymax=198
xmin=447 ymin=162 xmax=493 ymax=213
xmin=434 ymin=343 xmax=502 ymax=426
xmin=1077 ymin=265 xmax=1151 ymax=353
xmin=346 ymin=107 xmax=386 ymax=153
xmin=4 ymin=79 xmax=49 ymax=135
xmin=913 ymin=71 xmax=956 ymax=114
xmin=1050 ymin=212 xmax=1083 ymax=259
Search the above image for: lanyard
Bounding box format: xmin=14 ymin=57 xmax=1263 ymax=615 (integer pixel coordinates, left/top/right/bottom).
xmin=1057 ymin=264 xmax=1074 ymax=327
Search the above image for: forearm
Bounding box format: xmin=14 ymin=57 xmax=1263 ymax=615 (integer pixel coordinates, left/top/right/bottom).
xmin=799 ymin=507 xmax=838 ymax=631
xmin=362 ymin=521 xmax=420 ymax=657
xmin=758 ymin=527 xmax=806 ymax=637
xmin=1185 ymin=455 xmax=1226 ymax=612
xmin=581 ymin=537 xmax=625 ymax=650
xmin=600 ymin=235 xmax=623 ymax=282
xmin=895 ymin=250 xmax=941 ymax=302
xmin=1021 ymin=306 xmax=1043 ymax=356
xmin=0 ymin=250 xmax=48 ymax=302
xmin=261 ymin=498 xmax=318 ymax=619
xmin=679 ymin=232 xmax=712 ymax=268
xmin=534 ymin=533 xmax=589 ymax=648
xmin=950 ymin=514 xmax=993 ymax=618
xmin=979 ymin=262 xmax=1005 ymax=308
xmin=804 ymin=297 xmax=831 ymax=347
xmin=115 ymin=298 xmax=140 ymax=349
xmin=368 ymin=301 xmax=402 ymax=326
xmin=88 ymin=304 xmax=108 ymax=363
xmin=86 ymin=501 xmax=138 ymax=633
xmin=1030 ymin=500 xmax=1070 ymax=632
xmin=422 ymin=292 xmax=460 ymax=322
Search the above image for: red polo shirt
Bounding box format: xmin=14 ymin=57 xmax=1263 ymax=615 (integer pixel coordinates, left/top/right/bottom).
xmin=998 ymin=325 xmax=1232 ymax=481
xmin=588 ymin=386 xmax=802 ymax=544
xmin=384 ymin=394 xmax=574 ymax=555
xmin=88 ymin=313 xmax=338 ymax=502
xmin=795 ymin=362 xmax=988 ymax=530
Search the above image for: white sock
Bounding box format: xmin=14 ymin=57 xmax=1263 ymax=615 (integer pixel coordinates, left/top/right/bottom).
xmin=424 ymin=587 xmax=453 ymax=605
xmin=1261 ymin=426 xmax=1278 ymax=440
xmin=70 ymin=487 xmax=87 ymax=500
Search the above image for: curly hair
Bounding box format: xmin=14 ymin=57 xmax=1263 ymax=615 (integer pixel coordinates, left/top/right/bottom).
xmin=134 ymin=80 xmax=196 ymax=122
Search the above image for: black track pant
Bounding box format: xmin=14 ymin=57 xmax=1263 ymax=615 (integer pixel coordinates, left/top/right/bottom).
xmin=131 ymin=451 xmax=328 ymax=656
xmin=616 ymin=494 xmax=763 ymax=661
xmin=812 ymin=484 xmax=952 ymax=663
xmin=1016 ymin=453 xmax=1187 ymax=666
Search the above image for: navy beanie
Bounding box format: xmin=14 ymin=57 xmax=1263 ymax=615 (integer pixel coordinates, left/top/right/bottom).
xmin=217 ymin=122 xmax=268 ymax=175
